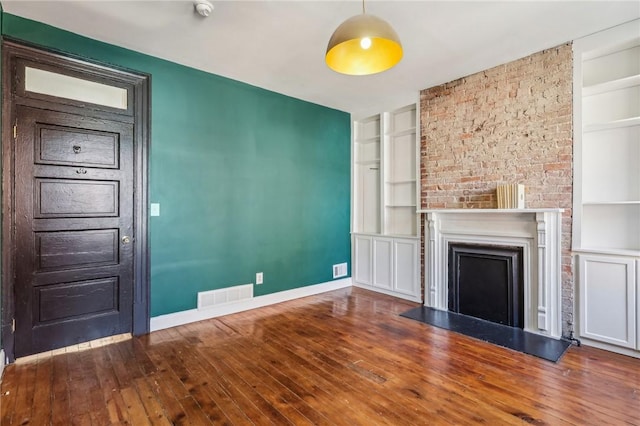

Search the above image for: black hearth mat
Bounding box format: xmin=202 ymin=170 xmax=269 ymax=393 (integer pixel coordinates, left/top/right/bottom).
xmin=400 ymin=306 xmax=571 ymax=363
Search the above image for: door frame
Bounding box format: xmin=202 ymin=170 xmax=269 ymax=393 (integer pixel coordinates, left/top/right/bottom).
xmin=1 ymin=40 xmax=150 ymax=362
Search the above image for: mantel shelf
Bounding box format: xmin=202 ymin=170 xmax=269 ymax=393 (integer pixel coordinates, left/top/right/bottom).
xmin=418 ymin=208 xmax=565 ymax=214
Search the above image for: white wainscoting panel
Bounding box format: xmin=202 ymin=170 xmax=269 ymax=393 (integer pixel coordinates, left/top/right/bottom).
xmin=393 ymin=238 xmax=419 ymax=296
xmin=373 ymin=238 xmax=393 ymax=289
xmin=579 ymin=254 xmax=637 ymax=348
xmin=354 ymin=235 xmax=373 ymax=285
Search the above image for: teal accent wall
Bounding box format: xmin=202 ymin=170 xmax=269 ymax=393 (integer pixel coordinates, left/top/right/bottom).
xmin=2 ymin=13 xmax=351 ymax=317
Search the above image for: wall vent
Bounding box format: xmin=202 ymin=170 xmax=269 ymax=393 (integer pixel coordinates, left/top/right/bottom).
xmin=197 ymin=283 xmax=253 ymax=310
xmin=333 ymin=262 xmax=348 ymax=279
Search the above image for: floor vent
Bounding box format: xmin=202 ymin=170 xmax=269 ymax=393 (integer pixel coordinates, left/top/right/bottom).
xmin=197 ymin=283 xmax=253 ymax=310
xmin=333 ymin=263 xmax=348 ymax=279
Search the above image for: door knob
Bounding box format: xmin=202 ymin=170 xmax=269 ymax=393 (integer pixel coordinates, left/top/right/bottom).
xmin=121 ymin=236 xmax=131 ymax=244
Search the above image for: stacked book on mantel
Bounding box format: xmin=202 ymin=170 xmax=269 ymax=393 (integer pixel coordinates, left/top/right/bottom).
xmin=497 ymin=184 xmax=525 ymax=209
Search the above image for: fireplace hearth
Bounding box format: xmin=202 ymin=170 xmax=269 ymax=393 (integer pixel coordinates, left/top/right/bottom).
xmin=448 ymin=243 xmax=524 ymax=328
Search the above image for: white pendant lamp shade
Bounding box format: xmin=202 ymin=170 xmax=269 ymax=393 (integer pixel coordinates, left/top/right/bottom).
xmin=326 ymin=14 xmax=403 ymax=76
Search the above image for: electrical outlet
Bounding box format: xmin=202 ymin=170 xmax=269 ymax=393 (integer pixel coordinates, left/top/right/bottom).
xmin=256 ymin=272 xmax=263 ymax=285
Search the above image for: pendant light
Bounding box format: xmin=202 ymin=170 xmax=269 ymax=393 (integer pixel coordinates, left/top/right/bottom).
xmin=325 ymin=0 xmax=403 ymax=75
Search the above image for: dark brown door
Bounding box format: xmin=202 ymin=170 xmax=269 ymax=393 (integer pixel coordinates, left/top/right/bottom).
xmin=13 ymin=105 xmax=134 ymax=357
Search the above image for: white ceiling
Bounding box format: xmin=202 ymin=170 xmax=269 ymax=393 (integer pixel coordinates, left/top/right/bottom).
xmin=3 ymin=1 xmax=640 ymax=115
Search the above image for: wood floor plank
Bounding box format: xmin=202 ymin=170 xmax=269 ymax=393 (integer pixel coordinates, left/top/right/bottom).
xmin=144 ymin=344 xmax=191 ymax=400
xmin=90 ymin=341 xmax=132 ymax=425
xmin=70 ymin=412 xmax=92 ymax=426
xmin=325 ymin=301 xmax=576 ymax=423
xmin=169 ymin=347 xmax=251 ymax=425
xmin=134 ymin=376 xmax=173 ymax=426
xmin=255 ymin=308 xmax=507 ymax=425
xmin=142 ymin=370 xmax=191 ymax=426
xmin=168 ymin=337 xmax=275 ymax=426
xmin=0 ymin=353 xmax=20 ymax=425
xmin=160 ymin=346 xmax=234 ymax=426
xmin=275 ymin=307 xmax=559 ymax=424
xmin=10 ymin=359 xmax=37 ymax=426
xmin=240 ymin=330 xmax=407 ymax=425
xmin=2 ymin=287 xmax=639 ymax=425
xmin=106 ymin=343 xmax=135 ymax=390
xmin=120 ymin=386 xmax=152 ymax=426
xmin=195 ymin=340 xmax=315 ymax=426
xmin=178 ymin=395 xmax=215 ymax=426
xmin=207 ymin=341 xmax=354 ymax=426
xmin=29 ymin=356 xmax=53 ymax=425
xmin=215 ymin=340 xmax=333 ymax=426
xmin=67 ymin=350 xmax=99 ymax=421
xmin=50 ymin=353 xmax=72 ymax=426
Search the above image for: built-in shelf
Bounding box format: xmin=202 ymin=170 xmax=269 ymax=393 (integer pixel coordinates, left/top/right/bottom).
xmin=354 ymin=159 xmax=380 ymax=165
xmin=583 ymin=74 xmax=640 ymax=96
xmin=575 ymin=22 xmax=640 ymax=254
xmin=583 ymin=201 xmax=640 ymax=205
xmin=352 ymin=103 xmax=420 ymax=302
xmin=386 ymin=179 xmax=416 ymax=184
xmin=573 ymin=21 xmax=640 ymax=358
xmin=584 ymin=116 xmax=640 ymax=133
xmin=390 ymin=128 xmax=416 ymax=138
xmin=356 ymin=136 xmax=381 ymax=144
xmin=351 ymin=231 xmax=420 ymax=240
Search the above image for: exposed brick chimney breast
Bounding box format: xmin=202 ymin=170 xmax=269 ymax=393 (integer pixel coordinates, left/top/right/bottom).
xmin=420 ymin=43 xmax=574 ymax=335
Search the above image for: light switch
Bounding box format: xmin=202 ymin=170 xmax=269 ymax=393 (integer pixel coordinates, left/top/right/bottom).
xmin=150 ymin=203 xmax=160 ymax=217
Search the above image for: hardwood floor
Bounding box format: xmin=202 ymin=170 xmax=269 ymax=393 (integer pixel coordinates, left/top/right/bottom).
xmin=1 ymin=287 xmax=639 ymax=425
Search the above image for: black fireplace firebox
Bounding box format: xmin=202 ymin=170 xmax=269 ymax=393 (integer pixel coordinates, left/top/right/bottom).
xmin=448 ymin=243 xmax=524 ymax=328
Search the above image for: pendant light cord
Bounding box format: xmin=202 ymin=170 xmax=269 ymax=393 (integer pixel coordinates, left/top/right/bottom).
xmin=362 ymin=0 xmax=366 ymax=14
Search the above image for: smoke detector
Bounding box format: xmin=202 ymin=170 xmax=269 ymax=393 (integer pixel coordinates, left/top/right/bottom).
xmin=194 ymin=0 xmax=214 ymax=17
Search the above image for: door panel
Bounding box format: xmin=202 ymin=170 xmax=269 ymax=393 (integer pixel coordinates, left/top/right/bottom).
xmin=14 ymin=105 xmax=134 ymax=357
xmin=35 ymin=229 xmax=119 ymax=271
xmin=35 ymin=277 xmax=119 ymax=323
xmin=35 ymin=179 xmax=119 ymax=217
xmin=36 ymin=125 xmax=119 ymax=168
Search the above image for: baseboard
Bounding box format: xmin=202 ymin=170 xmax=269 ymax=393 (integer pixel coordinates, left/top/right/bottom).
xmin=579 ymin=337 xmax=640 ymax=359
xmin=352 ymin=282 xmax=422 ymax=303
xmin=0 ymin=349 xmax=5 ymax=381
xmin=150 ymin=278 xmax=352 ymax=332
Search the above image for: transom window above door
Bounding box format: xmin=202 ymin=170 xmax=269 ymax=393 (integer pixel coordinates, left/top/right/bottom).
xmin=25 ymin=66 xmax=128 ymax=110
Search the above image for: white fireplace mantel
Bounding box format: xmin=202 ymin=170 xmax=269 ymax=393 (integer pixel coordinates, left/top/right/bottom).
xmin=418 ymin=208 xmax=564 ymax=339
